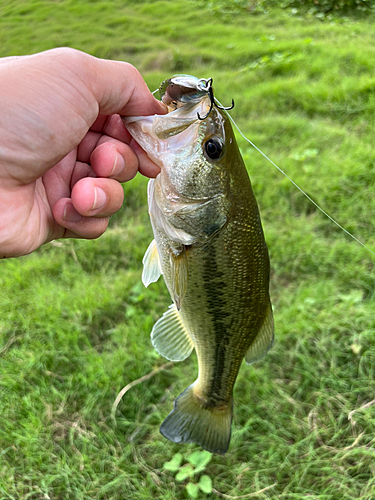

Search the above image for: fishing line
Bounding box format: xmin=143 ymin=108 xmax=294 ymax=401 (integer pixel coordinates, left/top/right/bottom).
xmin=215 ymin=98 xmax=375 ymax=258
xmin=150 ymin=88 xmax=374 ymax=257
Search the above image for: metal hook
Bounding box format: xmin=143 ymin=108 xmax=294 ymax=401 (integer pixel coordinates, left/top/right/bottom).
xmin=197 ymin=78 xmax=235 ymax=120
xmin=197 ymin=86 xmax=215 ymax=120
xmin=216 ymin=98 xmax=235 ymax=112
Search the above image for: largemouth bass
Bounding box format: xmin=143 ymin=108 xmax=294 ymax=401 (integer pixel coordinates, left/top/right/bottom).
xmin=123 ymin=75 xmax=274 ymax=455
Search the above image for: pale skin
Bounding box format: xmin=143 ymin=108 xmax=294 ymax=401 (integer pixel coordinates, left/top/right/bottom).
xmin=0 ymin=48 xmax=166 ymax=259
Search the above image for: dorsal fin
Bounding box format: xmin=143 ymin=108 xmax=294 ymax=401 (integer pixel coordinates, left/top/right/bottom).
xmin=151 ymin=304 xmax=194 ymax=361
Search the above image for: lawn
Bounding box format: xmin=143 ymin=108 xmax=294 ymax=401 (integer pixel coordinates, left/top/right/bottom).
xmin=1 ymin=1 xmax=375 ymax=499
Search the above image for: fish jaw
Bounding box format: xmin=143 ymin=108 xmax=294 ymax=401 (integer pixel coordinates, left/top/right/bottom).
xmin=125 ymin=99 xmax=231 ymax=252
xmin=122 ymin=97 xmax=210 ymax=170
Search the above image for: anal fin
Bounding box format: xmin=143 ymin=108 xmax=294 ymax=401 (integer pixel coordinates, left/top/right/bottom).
xmin=245 ymin=302 xmax=274 ymax=365
xmin=151 ymin=304 xmax=194 ymax=361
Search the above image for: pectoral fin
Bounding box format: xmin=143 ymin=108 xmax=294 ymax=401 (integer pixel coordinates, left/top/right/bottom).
xmin=245 ymin=303 xmax=274 ymax=365
xmin=142 ymin=239 xmax=162 ymax=287
xmin=170 ymin=247 xmax=188 ymax=310
xmin=151 ymin=304 xmax=194 ymax=361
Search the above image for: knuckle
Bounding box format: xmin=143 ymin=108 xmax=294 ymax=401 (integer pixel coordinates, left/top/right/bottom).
xmin=48 ymin=47 xmax=86 ymax=64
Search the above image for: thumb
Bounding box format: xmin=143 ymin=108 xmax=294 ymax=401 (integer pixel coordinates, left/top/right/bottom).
xmin=83 ymin=53 xmax=167 ymax=117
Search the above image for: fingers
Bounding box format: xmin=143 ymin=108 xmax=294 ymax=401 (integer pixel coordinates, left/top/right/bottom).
xmin=0 ymin=48 xmax=166 ymax=187
xmin=77 ymin=133 xmax=139 ymax=183
xmin=90 ymin=141 xmax=139 ymax=182
xmin=53 ymin=198 xmax=110 ymax=240
xmin=90 ymin=114 xmax=132 ymax=142
xmin=130 ymin=138 xmax=161 ymax=178
xmin=77 ymin=126 xmax=160 ymax=182
xmin=53 ymin=176 xmax=124 ymax=239
xmin=71 ymin=177 xmax=124 ymax=217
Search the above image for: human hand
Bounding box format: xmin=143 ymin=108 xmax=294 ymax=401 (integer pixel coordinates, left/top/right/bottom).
xmin=0 ymin=48 xmax=165 ymax=258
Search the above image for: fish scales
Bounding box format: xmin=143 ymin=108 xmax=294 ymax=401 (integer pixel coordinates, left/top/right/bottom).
xmin=177 ymin=173 xmax=269 ymax=404
xmin=122 ymin=75 xmax=274 ymax=454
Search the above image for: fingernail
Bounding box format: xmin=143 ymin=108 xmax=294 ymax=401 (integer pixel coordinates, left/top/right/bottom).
xmin=110 ymin=153 xmax=126 ymax=177
xmin=63 ymin=203 xmax=82 ymax=223
xmin=92 ymin=187 xmax=107 ymax=211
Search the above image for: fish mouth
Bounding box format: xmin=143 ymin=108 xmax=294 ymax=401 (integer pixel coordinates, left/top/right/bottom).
xmin=124 ymin=96 xmax=210 ymax=138
xmin=122 ymin=97 xmax=211 ymax=166
xmin=159 ymin=75 xmax=234 ymax=120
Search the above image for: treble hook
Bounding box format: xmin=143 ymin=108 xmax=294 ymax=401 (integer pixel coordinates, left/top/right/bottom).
xmin=197 ymin=78 xmax=235 ymax=120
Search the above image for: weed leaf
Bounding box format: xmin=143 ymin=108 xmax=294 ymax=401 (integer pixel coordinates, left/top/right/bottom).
xmin=163 ymin=453 xmax=183 ymax=472
xmin=199 ymin=475 xmax=213 ymax=494
xmin=187 ymin=450 xmax=212 ymax=473
xmin=176 ymin=464 xmax=194 ymax=481
xmin=186 ymin=482 xmax=199 ymax=498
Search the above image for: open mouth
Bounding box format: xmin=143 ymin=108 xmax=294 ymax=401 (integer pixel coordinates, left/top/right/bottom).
xmin=122 ymin=96 xmax=211 ymax=165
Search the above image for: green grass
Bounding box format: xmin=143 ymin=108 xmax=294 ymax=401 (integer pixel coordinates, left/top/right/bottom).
xmin=1 ymin=1 xmax=375 ymax=499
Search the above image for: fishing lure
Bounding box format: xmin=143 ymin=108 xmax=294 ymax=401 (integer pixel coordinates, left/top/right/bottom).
xmin=159 ymin=75 xmax=234 ymax=120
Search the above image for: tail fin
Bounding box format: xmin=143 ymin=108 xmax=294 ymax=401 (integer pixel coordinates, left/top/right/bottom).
xmin=159 ymin=385 xmax=232 ymax=455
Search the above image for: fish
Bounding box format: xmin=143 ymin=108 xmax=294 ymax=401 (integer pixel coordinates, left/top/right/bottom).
xmin=122 ymin=75 xmax=274 ymax=455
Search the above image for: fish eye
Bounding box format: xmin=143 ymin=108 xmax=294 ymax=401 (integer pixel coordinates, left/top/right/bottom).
xmin=204 ymin=138 xmax=224 ymax=160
